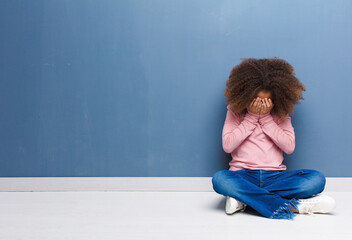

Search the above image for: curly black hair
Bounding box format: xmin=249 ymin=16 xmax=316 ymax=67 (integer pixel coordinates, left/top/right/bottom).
xmin=224 ymin=57 xmax=306 ymax=120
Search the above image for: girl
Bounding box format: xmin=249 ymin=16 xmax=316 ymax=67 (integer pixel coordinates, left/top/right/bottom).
xmin=212 ymin=57 xmax=336 ymax=220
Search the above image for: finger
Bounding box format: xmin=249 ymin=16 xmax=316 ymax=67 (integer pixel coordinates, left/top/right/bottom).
xmin=260 ymin=100 xmax=266 ymax=113
xmin=254 ymin=101 xmax=258 ymax=111
xmin=250 ymin=98 xmax=256 ymax=106
xmin=264 ymin=98 xmax=269 ymax=108
xmin=260 ymin=100 xmax=264 ymax=106
xmin=259 ymin=99 xmax=264 ymax=107
xmin=253 ymin=98 xmax=259 ymax=107
xmin=256 ymin=98 xmax=262 ymax=107
xmin=257 ymin=97 xmax=262 ymax=105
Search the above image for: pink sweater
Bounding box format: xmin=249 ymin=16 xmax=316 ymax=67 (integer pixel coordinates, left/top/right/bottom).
xmin=223 ymin=105 xmax=295 ymax=171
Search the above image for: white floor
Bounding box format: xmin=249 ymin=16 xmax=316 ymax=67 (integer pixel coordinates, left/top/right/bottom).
xmin=0 ymin=191 xmax=350 ymax=240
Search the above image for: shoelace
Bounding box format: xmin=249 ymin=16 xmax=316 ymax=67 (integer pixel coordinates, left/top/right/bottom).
xmin=299 ymin=205 xmax=314 ymax=215
xmin=298 ymin=198 xmax=320 ymax=215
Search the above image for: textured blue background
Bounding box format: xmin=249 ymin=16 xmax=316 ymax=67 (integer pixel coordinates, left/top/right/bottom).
xmin=0 ymin=0 xmax=351 ymax=177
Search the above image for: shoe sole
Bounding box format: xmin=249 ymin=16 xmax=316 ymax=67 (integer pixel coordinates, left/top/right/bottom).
xmin=225 ymin=196 xmax=246 ymax=215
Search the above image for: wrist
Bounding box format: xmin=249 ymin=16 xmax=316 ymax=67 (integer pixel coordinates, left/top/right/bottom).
xmin=247 ymin=110 xmax=261 ymax=118
xmin=245 ymin=110 xmax=260 ymax=124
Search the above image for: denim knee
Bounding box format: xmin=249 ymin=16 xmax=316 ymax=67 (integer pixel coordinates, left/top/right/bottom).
xmin=300 ymin=169 xmax=326 ymax=195
xmin=313 ymin=170 xmax=326 ymax=194
xmin=211 ymin=170 xmax=228 ymax=194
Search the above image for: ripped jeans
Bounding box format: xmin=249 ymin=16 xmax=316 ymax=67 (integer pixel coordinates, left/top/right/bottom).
xmin=212 ymin=169 xmax=326 ymax=220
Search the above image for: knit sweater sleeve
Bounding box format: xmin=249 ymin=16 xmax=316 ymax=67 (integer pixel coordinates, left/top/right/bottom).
xmin=259 ymin=113 xmax=296 ymax=154
xmin=222 ymin=106 xmax=259 ymax=153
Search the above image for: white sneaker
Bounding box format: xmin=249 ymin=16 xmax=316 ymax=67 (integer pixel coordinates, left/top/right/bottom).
xmin=297 ymin=194 xmax=336 ymax=215
xmin=225 ymin=196 xmax=247 ymax=215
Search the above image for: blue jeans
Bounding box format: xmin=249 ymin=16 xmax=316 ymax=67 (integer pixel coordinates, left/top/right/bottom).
xmin=212 ymin=169 xmax=326 ymax=220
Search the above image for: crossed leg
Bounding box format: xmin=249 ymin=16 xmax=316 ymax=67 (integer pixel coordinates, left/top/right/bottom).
xmin=212 ymin=170 xmax=303 ymax=219
xmin=262 ymin=169 xmax=327 ymax=212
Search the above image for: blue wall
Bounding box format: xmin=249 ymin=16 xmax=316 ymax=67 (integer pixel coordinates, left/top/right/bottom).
xmin=0 ymin=0 xmax=351 ymax=177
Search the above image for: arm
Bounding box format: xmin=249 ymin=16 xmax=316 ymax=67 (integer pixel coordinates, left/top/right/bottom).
xmin=222 ymin=107 xmax=260 ymax=153
xmin=259 ymin=113 xmax=295 ymax=154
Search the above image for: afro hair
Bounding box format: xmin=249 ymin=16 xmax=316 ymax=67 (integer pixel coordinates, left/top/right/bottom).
xmin=224 ymin=57 xmax=306 ymax=120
